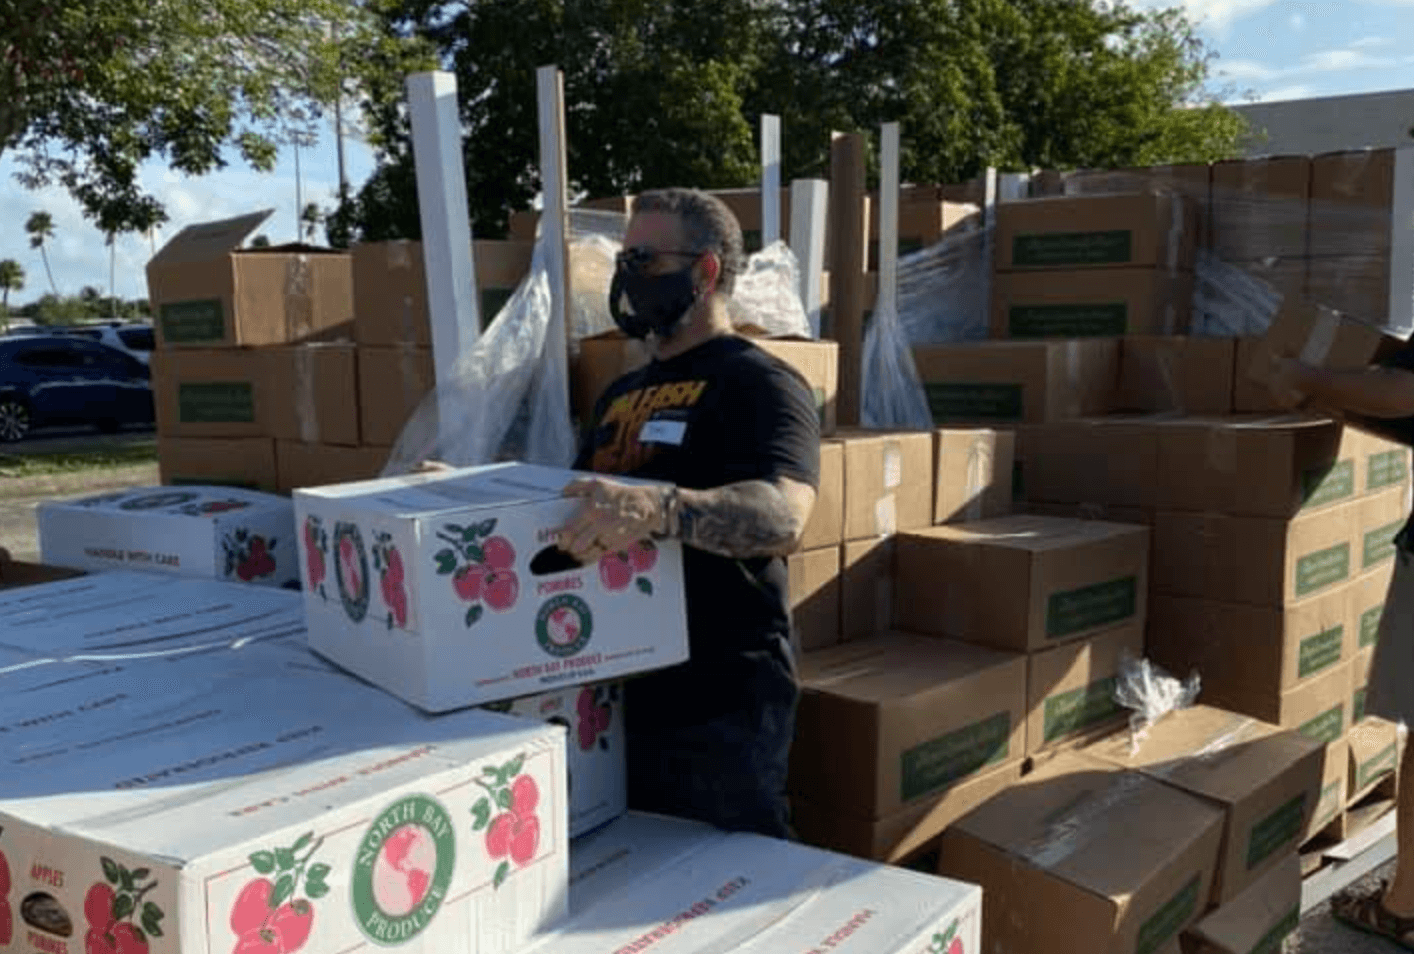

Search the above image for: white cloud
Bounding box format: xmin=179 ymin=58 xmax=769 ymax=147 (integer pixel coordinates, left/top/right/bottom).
xmin=1350 ymin=36 xmax=1394 ymax=48
xmin=1305 ymin=48 xmax=1398 ymax=71
xmin=1216 ymin=58 xmax=1281 ymax=80
xmin=1125 ymin=0 xmax=1281 ymax=32
xmin=1259 ymin=84 xmax=1317 ymax=102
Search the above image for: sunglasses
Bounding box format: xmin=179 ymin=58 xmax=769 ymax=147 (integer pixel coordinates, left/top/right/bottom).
xmin=615 ymin=246 xmax=702 ymax=273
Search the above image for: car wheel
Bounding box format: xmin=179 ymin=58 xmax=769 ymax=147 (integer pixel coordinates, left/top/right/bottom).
xmin=0 ymin=398 xmax=29 ymax=442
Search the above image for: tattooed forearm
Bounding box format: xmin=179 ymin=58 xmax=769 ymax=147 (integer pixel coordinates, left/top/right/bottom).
xmin=674 ymin=480 xmax=810 ymax=559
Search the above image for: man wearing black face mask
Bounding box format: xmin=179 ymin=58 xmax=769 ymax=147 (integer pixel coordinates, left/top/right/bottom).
xmin=560 ymin=188 xmax=820 ymax=838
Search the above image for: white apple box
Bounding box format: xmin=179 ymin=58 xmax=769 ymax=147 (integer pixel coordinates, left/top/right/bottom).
xmin=0 ymin=637 xmax=569 ymax=954
xmin=495 ymin=681 xmax=627 ymax=838
xmin=38 ymin=486 xmax=299 ymax=590
xmin=528 ymin=812 xmax=982 ymax=954
xmin=292 ymin=463 xmax=690 ymax=712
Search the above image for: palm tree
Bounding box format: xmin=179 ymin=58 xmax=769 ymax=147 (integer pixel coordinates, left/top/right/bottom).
xmin=25 ymin=211 xmax=57 ymax=295
xmin=0 ymin=259 xmax=23 ymax=329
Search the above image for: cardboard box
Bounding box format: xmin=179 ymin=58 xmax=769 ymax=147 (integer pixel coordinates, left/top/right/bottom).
xmin=1309 ymin=148 xmax=1412 ymax=258
xmin=994 ymin=193 xmax=1196 ymax=271
xmin=1352 ymin=647 xmax=1374 ymax=722
xmin=1210 ymin=157 xmax=1312 ymax=260
xmin=791 ymin=759 xmax=1024 ymax=864
xmin=933 ymin=428 xmax=1015 ymax=525
xmin=146 ymin=211 xmax=355 ymax=347
xmin=1085 ymin=706 xmax=1323 ymax=904
xmin=496 ymin=681 xmax=626 ymax=838
xmin=1183 ymin=855 xmax=1301 ymax=954
xmin=1358 ymin=486 xmax=1409 ymax=573
xmin=1151 ymin=503 xmax=1355 ymax=606
xmin=572 ymin=334 xmax=840 ymax=434
xmin=895 ymin=515 xmax=1149 ymax=652
xmin=799 ymin=440 xmax=844 ymax=550
xmin=1281 ymin=658 xmax=1351 ymax=745
xmin=276 ymin=441 xmax=390 ymax=494
xmin=1306 ymin=255 xmax=1414 ymax=334
xmin=294 ymin=463 xmax=690 ymax=712
xmin=1028 ymin=624 xmax=1145 ymax=756
xmin=1364 ymin=433 xmax=1412 ymax=495
xmin=1353 ymin=566 xmax=1393 ymax=653
xmin=351 ymin=239 xmax=534 ymax=346
xmin=1146 ymin=584 xmax=1351 ymax=724
xmin=788 ymin=547 xmax=842 ymax=651
xmin=157 ymin=436 xmax=279 ymax=492
xmin=912 ymin=339 xmax=1120 ymax=426
xmin=1348 ymin=716 xmax=1401 ymax=802
xmin=1233 ymin=337 xmax=1286 ymax=413
xmin=867 ymin=197 xmax=979 ymax=269
xmin=1243 ymin=299 xmax=1389 ymax=412
xmin=1064 ymin=164 xmax=1212 ymax=239
xmin=1309 ymin=737 xmax=1351 ymax=840
xmin=991 ymin=268 xmax=1194 ymax=338
xmin=358 ymin=345 xmax=434 ymax=447
xmin=1016 ymin=416 xmax=1165 ymax=510
xmin=529 ymin=811 xmax=983 ymax=954
xmin=937 ymin=752 xmax=1225 ymax=954
xmin=37 ymin=485 xmax=299 ymax=588
xmin=836 ymin=429 xmax=935 ymax=540
xmin=151 ymin=348 xmax=274 ymax=439
xmin=266 ymin=343 xmax=361 ymax=446
xmin=1153 ymin=416 xmax=1358 ymax=518
xmin=1026 ymin=502 xmax=1155 ymax=525
xmin=791 ymin=633 xmax=1027 ymax=818
xmin=0 ymin=634 xmax=568 ymax=954
xmin=840 ymin=537 xmax=895 ymax=643
xmin=1116 ymin=336 xmax=1236 ymax=415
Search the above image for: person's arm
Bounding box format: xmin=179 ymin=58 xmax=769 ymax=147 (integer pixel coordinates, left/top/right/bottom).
xmin=559 ymin=476 xmax=816 ymax=561
xmin=1272 ymin=356 xmax=1414 ymax=419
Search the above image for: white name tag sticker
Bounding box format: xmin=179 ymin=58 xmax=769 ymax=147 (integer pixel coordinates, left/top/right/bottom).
xmin=640 ymin=419 xmax=687 ymax=446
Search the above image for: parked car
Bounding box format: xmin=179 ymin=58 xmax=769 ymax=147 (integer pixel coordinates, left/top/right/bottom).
xmin=0 ymin=336 xmax=154 ymax=441
xmin=56 ymin=322 xmax=156 ymax=365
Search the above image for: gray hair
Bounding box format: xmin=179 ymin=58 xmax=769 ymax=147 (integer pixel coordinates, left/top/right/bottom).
xmin=632 ymin=188 xmax=745 ymax=296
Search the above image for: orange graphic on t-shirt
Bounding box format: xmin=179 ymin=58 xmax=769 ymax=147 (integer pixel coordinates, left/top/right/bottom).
xmin=590 ymin=379 xmax=708 ymax=474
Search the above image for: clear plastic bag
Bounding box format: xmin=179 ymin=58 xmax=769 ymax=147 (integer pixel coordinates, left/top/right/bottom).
xmin=895 ymin=225 xmax=993 ymax=345
xmin=728 ymin=240 xmax=814 ymax=339
xmin=1113 ymin=650 xmax=1201 ymax=754
xmin=861 ymin=288 xmax=933 ymax=430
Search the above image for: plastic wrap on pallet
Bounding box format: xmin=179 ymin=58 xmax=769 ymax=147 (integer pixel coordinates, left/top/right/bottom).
xmin=1114 ymin=651 xmax=1201 ymax=755
xmin=894 ymin=226 xmax=994 ymax=344
xmin=861 ymin=287 xmax=933 ymax=430
xmin=1190 ymin=249 xmax=1284 ymax=337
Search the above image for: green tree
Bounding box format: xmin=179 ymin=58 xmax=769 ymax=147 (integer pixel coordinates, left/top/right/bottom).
xmin=25 ymin=211 xmax=57 ymax=295
xmin=339 ymin=0 xmax=1245 ymax=243
xmin=0 ymin=259 xmax=24 ymax=312
xmin=0 ymin=0 xmax=434 ymax=235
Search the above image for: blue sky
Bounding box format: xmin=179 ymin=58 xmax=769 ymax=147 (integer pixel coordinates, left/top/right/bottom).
xmin=2 ymin=0 xmax=1412 ymax=309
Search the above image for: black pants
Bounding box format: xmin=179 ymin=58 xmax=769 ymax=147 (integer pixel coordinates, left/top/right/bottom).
xmin=624 ymin=651 xmax=798 ymax=839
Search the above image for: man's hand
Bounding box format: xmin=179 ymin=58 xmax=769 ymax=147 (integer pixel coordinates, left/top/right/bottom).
xmin=415 ymin=460 xmax=454 ymax=474
xmin=560 ymin=477 xmax=668 ymax=562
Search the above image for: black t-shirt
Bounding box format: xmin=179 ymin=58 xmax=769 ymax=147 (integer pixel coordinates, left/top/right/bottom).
xmin=573 ymin=335 xmax=821 ymax=723
xmin=1342 ymin=342 xmax=1414 ymax=542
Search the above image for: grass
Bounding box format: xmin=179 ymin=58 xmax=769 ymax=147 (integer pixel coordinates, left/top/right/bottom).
xmin=0 ymin=442 xmax=159 ymax=479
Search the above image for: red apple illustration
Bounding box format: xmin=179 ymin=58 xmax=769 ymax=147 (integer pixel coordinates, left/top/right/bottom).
xmin=508 ymin=815 xmax=540 ymax=867
xmin=229 ymin=878 xmax=272 ymax=936
xmin=510 ymin=775 xmax=539 ymax=817
xmin=271 ymin=900 xmax=314 ymax=951
xmin=85 ymin=883 xmax=116 ymax=930
xmin=0 ymin=901 xmax=11 ymax=946
xmin=485 ymin=813 xmax=516 ymax=859
xmin=598 ymin=553 xmax=632 ymax=592
xmin=627 ymin=540 xmax=658 ymax=573
xmin=453 ymin=565 xmax=487 ymax=602
xmin=484 ymin=571 xmax=519 ymax=612
xmin=232 ymin=929 xmax=281 ymax=954
xmin=482 ymin=536 xmax=516 ymax=571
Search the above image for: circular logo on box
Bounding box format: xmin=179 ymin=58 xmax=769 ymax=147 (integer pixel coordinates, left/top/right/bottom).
xmin=334 ymin=522 xmax=371 ymax=623
xmin=535 ymin=596 xmax=593 ymax=658
xmin=118 ymin=491 xmax=199 ymax=511
xmin=351 ymin=795 xmax=456 ymax=946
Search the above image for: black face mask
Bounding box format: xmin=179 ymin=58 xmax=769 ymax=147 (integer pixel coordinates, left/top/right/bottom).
xmin=609 ymin=265 xmax=698 ymax=340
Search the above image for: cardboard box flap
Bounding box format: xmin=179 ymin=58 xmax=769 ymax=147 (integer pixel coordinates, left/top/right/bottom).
xmin=569 ymin=814 xmax=729 ymax=914
xmin=148 ymin=209 xmax=275 ymax=267
xmin=798 ymin=632 xmax=1020 ymax=701
xmin=1188 ymin=855 xmax=1301 ymax=954
xmin=915 ymin=514 xmax=1147 ymax=552
xmin=294 ymin=462 xmax=582 ymax=515
xmin=48 ymin=485 xmax=290 ymax=520
xmin=953 ymin=753 xmax=1224 ymax=900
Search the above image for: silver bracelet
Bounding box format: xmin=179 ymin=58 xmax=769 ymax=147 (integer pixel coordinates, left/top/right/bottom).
xmin=658 ymin=485 xmax=680 ymax=539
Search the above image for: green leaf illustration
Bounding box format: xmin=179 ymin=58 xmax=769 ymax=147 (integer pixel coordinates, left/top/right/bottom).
xmin=435 ymin=549 xmax=458 ymax=574
xmin=249 ymin=851 xmax=277 ymax=875
xmin=477 ymin=519 xmax=497 ymax=537
xmin=113 ymin=894 xmax=135 ymax=920
xmin=293 ymin=832 xmax=313 ymax=853
xmin=493 ymin=861 xmax=510 ymax=890
xmin=466 ymin=605 xmax=483 ymax=627
xmin=636 ymin=577 xmax=653 ymax=595
xmin=120 ymin=869 xmax=135 ymax=892
xmin=142 ymin=902 xmax=163 ymax=924
xmin=102 ymin=857 xmax=120 ymax=884
xmin=142 ymin=913 xmax=163 ymax=938
xmin=275 ymin=848 xmax=296 ymax=871
xmin=307 ymin=863 xmax=331 ymax=883
xmin=471 ymin=798 xmax=491 ymax=831
xmin=446 ymin=524 xmax=467 ymax=537
xmin=505 ymin=755 xmax=524 ymax=779
xmin=496 ymin=789 xmax=513 ymax=810
xmin=130 ymin=868 xmax=150 ymax=883
xmin=467 ymin=544 xmax=485 ymax=564
xmin=307 ymin=881 xmax=330 ymax=900
xmin=273 ymin=873 xmax=296 ymax=907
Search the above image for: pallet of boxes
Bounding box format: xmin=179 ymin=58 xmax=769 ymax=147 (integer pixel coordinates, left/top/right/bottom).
xmin=144 ymin=209 xmax=536 ymax=494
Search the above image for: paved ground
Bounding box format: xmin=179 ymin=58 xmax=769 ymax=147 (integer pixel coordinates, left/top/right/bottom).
xmin=1294 ymin=861 xmax=1397 ymax=953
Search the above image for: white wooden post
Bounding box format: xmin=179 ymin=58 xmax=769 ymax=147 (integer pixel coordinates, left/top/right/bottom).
xmin=761 ymin=114 xmax=782 ymax=246
xmin=789 ymin=179 xmax=829 ymax=337
xmin=406 ymin=72 xmax=479 ymax=432
xmin=878 ymin=123 xmax=901 ymax=317
xmin=536 ymin=65 xmax=571 ymax=417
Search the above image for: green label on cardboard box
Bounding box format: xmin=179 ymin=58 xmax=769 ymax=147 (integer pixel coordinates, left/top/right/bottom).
xmin=1298 ymin=625 xmax=1344 ymax=679
xmin=900 ymin=711 xmax=1011 ymax=802
xmin=1369 ymin=450 xmax=1410 ymax=491
xmin=1362 ymin=604 xmax=1385 ymax=649
xmin=1046 ymin=576 xmax=1138 ymax=639
xmin=1250 ymin=907 xmax=1301 ymax=954
xmin=1013 ymin=230 xmax=1133 ymax=267
xmin=1008 ymin=302 xmax=1128 ymax=338
xmin=925 ymin=383 xmax=1024 ymax=423
xmin=177 ymin=382 xmax=256 ymax=424
xmin=1357 ymin=743 xmax=1398 ymax=790
xmin=1294 ymin=543 xmax=1350 ymax=597
xmin=1043 ymin=676 xmax=1121 ymax=743
xmin=160 ymin=299 xmax=226 ymax=343
xmin=1136 ymin=875 xmax=1201 ymax=954
xmin=1364 ymin=520 xmax=1403 ymax=569
xmin=1354 ymin=688 xmax=1368 ymax=723
xmin=1246 ymin=792 xmax=1306 ymax=870
xmin=1300 ymin=459 xmax=1355 ymax=510
xmin=1298 ymin=704 xmax=1344 ymax=746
